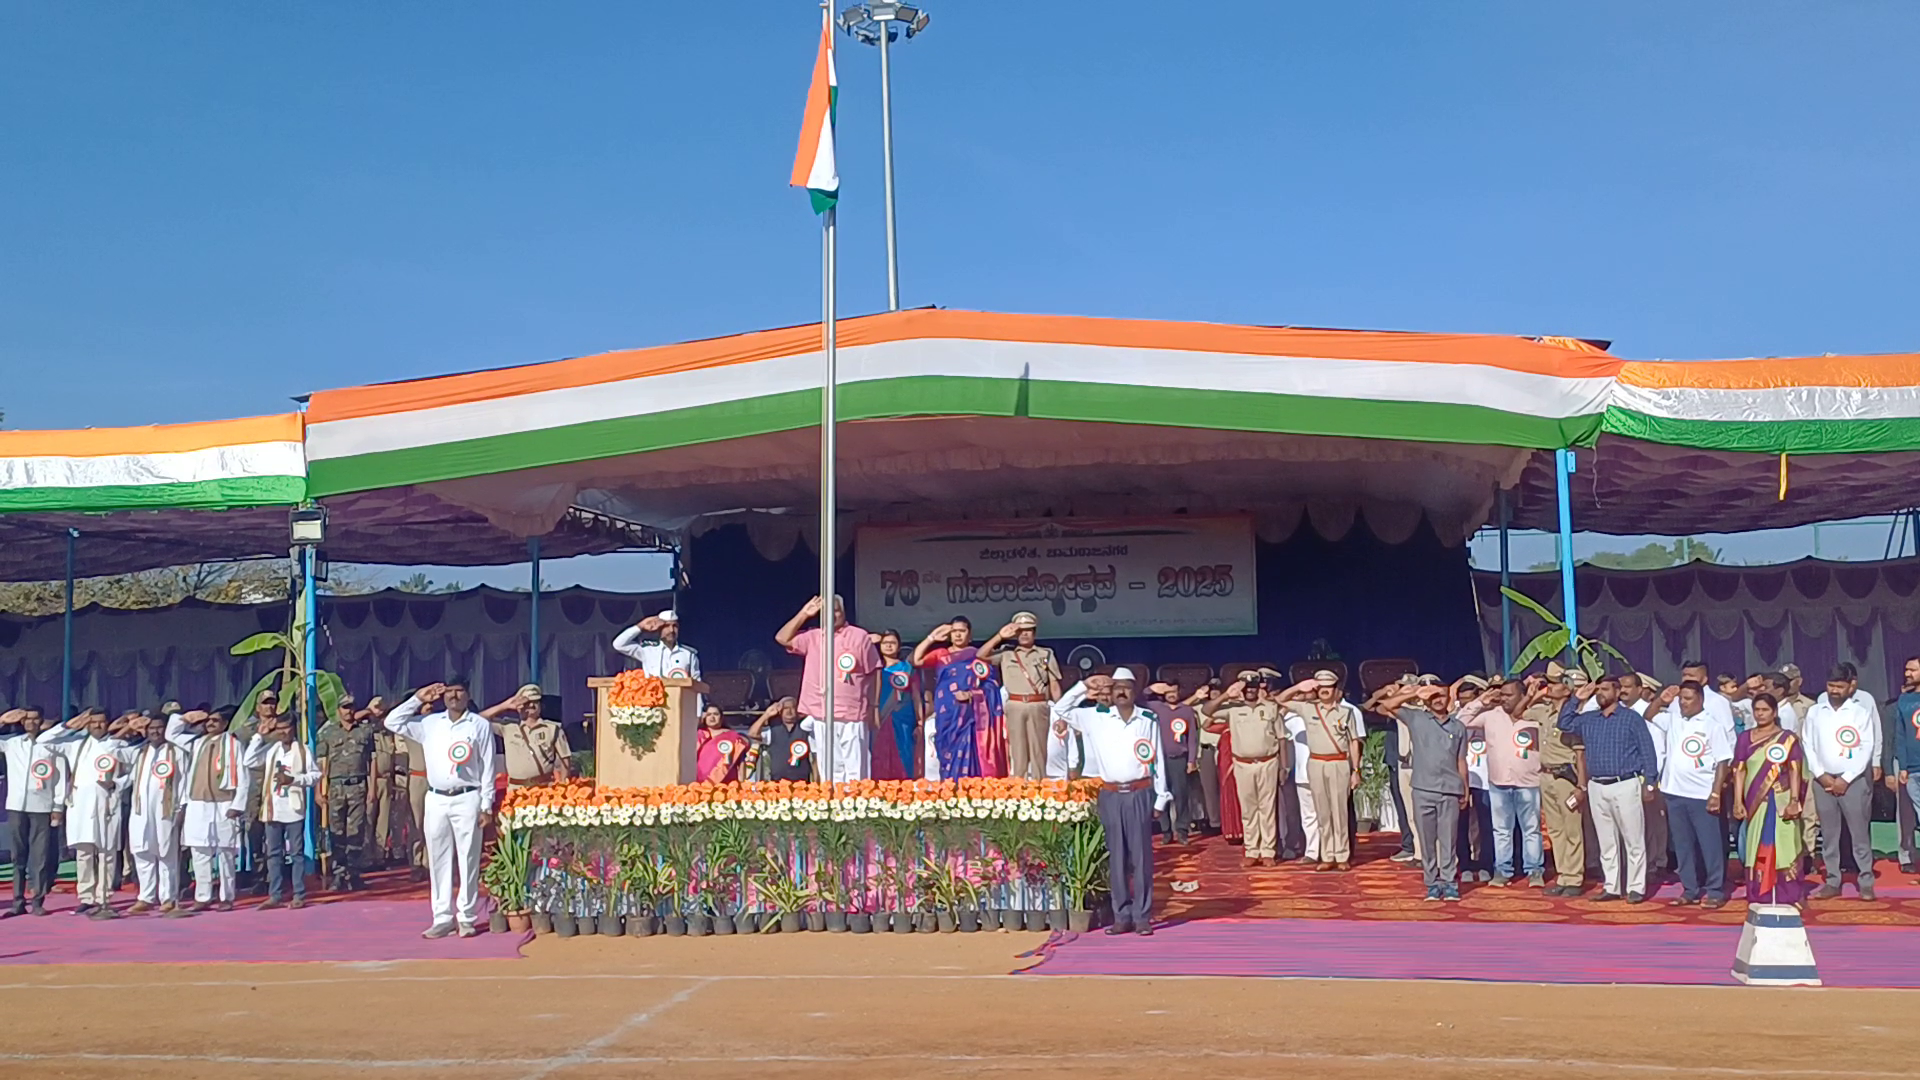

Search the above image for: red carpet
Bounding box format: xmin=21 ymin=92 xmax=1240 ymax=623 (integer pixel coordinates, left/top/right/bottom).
xmin=1154 ymin=832 xmax=1920 ymax=928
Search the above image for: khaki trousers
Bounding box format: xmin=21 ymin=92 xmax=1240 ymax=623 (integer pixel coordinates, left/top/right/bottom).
xmin=1541 ymin=774 xmax=1585 ymax=887
xmin=1306 ymin=758 xmax=1353 ymax=863
xmin=74 ymin=843 xmax=116 ymax=906
xmin=1231 ymin=757 xmax=1281 ymax=859
xmin=408 ymin=773 xmax=429 ymax=868
xmin=1004 ymin=701 xmax=1052 ymax=781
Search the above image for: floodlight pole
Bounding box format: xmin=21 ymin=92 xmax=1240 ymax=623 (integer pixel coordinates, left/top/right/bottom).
xmin=302 ymin=544 xmax=320 ymax=864
xmin=877 ymin=25 xmax=899 ymax=310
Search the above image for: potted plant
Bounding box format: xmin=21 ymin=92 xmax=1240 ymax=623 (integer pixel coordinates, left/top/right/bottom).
xmin=813 ymin=821 xmax=856 ymax=932
xmin=615 ymin=840 xmax=660 ymax=937
xmin=1059 ymin=819 xmax=1105 ymax=934
xmin=753 ymin=848 xmax=809 ymax=934
xmin=481 ymin=825 xmax=533 ymax=933
xmin=1353 ymin=730 xmax=1389 ymax=834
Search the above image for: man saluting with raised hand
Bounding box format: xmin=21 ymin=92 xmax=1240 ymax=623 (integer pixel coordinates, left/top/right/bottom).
xmin=384 ymin=678 xmax=497 ymax=938
xmin=1053 ymin=668 xmax=1170 ymax=936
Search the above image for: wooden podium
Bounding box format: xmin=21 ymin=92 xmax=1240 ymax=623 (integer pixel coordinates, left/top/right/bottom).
xmin=589 ymin=675 xmax=701 ymax=789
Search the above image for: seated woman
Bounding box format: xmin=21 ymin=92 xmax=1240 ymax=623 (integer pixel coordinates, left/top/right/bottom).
xmin=1733 ymin=693 xmax=1810 ymax=906
xmin=694 ymin=705 xmax=748 ymax=785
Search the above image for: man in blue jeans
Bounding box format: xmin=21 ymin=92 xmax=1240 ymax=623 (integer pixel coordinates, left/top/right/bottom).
xmin=1649 ymin=681 xmax=1733 ymax=907
xmin=243 ymin=716 xmax=320 ymax=909
xmin=1458 ymin=681 xmax=1545 ymax=887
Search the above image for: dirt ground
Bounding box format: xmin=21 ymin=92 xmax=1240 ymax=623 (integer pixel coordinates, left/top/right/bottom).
xmin=0 ymin=931 xmax=1913 ymax=1080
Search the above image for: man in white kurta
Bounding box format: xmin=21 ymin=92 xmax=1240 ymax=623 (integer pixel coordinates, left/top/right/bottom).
xmin=39 ymin=710 xmax=139 ymax=917
xmin=125 ymin=716 xmax=190 ymax=913
xmin=384 ymin=680 xmax=497 ymax=937
xmin=168 ymin=709 xmax=252 ymax=910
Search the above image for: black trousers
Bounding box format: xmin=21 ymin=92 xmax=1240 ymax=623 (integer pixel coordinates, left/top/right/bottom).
xmin=1097 ymin=785 xmax=1157 ymax=928
xmin=1158 ymin=759 xmax=1193 ymax=840
xmin=8 ymin=810 xmax=54 ymax=904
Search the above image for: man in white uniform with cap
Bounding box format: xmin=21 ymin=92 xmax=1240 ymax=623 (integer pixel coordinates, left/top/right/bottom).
xmin=1052 ymin=668 xmax=1169 ymax=935
xmin=613 ymin=610 xmax=705 ymax=712
xmin=385 ymin=678 xmax=498 ymax=937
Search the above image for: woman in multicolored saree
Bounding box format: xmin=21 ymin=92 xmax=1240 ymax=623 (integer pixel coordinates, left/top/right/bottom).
xmin=913 ymin=617 xmax=1008 ymax=779
xmin=1732 ymin=693 xmax=1810 ymax=905
xmin=694 ymin=705 xmax=748 ymax=784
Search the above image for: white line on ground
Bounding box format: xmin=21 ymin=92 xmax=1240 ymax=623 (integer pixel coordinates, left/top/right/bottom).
xmin=516 ymin=978 xmax=709 ymax=1080
xmin=0 ymin=1047 xmax=1908 ymax=1077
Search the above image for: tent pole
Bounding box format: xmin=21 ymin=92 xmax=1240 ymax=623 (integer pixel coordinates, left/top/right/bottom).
xmin=1554 ymin=449 xmax=1578 ymax=657
xmin=302 ymin=545 xmax=320 ymax=868
xmin=820 ymin=204 xmax=838 ymax=787
xmin=528 ymin=535 xmax=543 ymax=688
xmin=61 ymin=528 xmax=77 ymax=716
xmin=1497 ymin=488 xmax=1512 ymax=673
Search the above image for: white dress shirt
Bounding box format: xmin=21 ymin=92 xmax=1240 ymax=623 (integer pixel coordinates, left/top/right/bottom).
xmin=1777 ymin=700 xmax=1802 ymax=733
xmin=1802 ymin=692 xmax=1881 ymax=783
xmin=611 ymin=628 xmax=701 ymax=680
xmin=244 ymin=736 xmax=320 ymax=823
xmin=384 ymin=699 xmax=498 ymax=812
xmin=1285 ymin=715 xmax=1311 ymax=785
xmin=1057 ymin=700 xmax=1170 ymax=810
xmin=3 ymin=730 xmax=70 ymax=814
xmin=1044 ymin=682 xmax=1096 ymax=780
xmin=1657 ymin=709 xmax=1734 ymax=800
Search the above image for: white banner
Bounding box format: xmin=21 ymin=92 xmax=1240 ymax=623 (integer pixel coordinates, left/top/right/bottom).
xmin=853 ymin=517 xmax=1257 ymax=638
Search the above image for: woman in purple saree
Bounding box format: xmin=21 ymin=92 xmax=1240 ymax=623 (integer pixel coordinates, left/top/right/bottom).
xmin=914 ymin=617 xmax=1008 ymax=779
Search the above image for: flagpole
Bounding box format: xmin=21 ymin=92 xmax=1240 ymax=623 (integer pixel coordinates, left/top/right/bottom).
xmin=820 ymin=202 xmax=838 ymax=788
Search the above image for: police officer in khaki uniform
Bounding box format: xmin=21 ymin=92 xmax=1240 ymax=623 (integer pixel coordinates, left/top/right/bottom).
xmin=483 ymin=684 xmax=573 ymax=789
xmin=984 ymin=612 xmax=1062 ymax=780
xmin=1518 ymin=673 xmax=1588 ymax=896
xmin=1278 ymin=670 xmax=1362 ymax=870
xmin=1202 ymin=672 xmax=1288 ymax=865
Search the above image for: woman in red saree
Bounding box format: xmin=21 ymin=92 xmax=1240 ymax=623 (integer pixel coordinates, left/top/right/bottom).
xmin=1733 ymin=693 xmax=1810 ymax=905
xmin=1203 ymin=690 xmax=1245 ymax=844
xmin=694 ymin=705 xmax=748 ymax=784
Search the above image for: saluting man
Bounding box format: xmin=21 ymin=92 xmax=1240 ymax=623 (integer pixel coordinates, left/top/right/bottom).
xmin=1052 ymin=668 xmax=1170 ymax=935
xmin=483 ymin=684 xmax=573 ymax=790
xmin=314 ymin=694 xmax=379 ymax=891
xmin=40 ymin=709 xmax=141 ymax=918
xmin=125 ymin=714 xmax=189 ymax=914
xmin=167 ymin=707 xmax=251 ymax=912
xmin=1203 ymin=674 xmax=1287 ymax=866
xmin=1277 ymin=670 xmax=1364 ymax=871
xmin=613 ymin=610 xmax=706 ymax=712
xmin=983 ymin=612 xmax=1062 ymax=781
xmin=385 ymin=679 xmax=498 ymax=938
xmin=2 ymin=707 xmax=67 ymax=917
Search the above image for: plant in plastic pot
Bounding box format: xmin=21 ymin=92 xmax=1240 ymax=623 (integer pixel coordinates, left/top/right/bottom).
xmin=489 ymin=910 xmax=509 ymax=934
xmin=532 ymin=911 xmax=554 ymax=935
xmin=713 ymin=913 xmax=735 ymax=935
xmin=848 ymin=911 xmax=872 ymax=933
xmin=781 ymin=912 xmax=803 ymax=934
xmin=664 ymin=914 xmax=688 ymax=936
xmin=957 ymin=909 xmax=979 ymax=933
xmin=628 ymin=913 xmax=655 ymax=937
xmin=687 ymin=912 xmax=712 ymax=936
xmin=553 ymin=911 xmax=577 ymax=937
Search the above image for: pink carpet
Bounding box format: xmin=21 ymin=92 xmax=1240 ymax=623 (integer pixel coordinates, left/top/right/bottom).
xmin=0 ymin=891 xmax=528 ymax=965
xmin=1018 ymin=917 xmax=1920 ymax=987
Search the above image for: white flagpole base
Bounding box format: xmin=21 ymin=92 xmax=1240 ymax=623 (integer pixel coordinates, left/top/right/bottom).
xmin=1731 ymin=903 xmax=1820 ymax=986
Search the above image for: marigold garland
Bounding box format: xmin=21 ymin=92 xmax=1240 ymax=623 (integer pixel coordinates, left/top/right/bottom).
xmin=501 ymin=777 xmax=1104 ymax=829
xmin=608 ymin=670 xmax=670 ymax=756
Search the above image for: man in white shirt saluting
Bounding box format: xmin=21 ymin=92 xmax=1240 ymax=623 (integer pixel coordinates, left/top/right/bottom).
xmin=2 ymin=707 xmax=68 ymax=917
xmin=1802 ymin=665 xmax=1882 ymax=900
xmin=1053 ymin=668 xmax=1170 ymax=936
xmin=385 ymin=678 xmax=498 ymax=938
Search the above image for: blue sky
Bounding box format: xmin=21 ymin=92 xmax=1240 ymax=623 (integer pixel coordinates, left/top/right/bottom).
xmin=4 ymin=3 xmax=1918 ymax=587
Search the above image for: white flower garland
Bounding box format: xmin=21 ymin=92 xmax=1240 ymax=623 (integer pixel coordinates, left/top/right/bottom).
xmin=502 ymin=793 xmax=1096 ymax=831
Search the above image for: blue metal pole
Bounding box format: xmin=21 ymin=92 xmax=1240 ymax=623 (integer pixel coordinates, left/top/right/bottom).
xmin=528 ymin=535 xmax=543 ymax=688
xmin=1554 ymin=448 xmax=1579 ymax=651
xmin=1497 ymin=488 xmax=1513 ymax=673
xmin=303 ymin=545 xmax=319 ymax=865
xmin=61 ymin=528 xmax=76 ymax=716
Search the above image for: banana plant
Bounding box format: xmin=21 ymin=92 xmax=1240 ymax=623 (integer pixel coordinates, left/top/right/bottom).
xmin=229 ymin=587 xmax=346 ymax=739
xmin=1500 ymin=586 xmax=1629 ymax=678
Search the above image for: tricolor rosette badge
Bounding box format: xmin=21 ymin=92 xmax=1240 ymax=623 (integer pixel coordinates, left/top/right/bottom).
xmin=1171 ymin=716 xmax=1188 ymax=738
xmin=1836 ymin=725 xmax=1862 ymax=758
xmin=890 ymin=671 xmax=911 ymax=690
xmin=1765 ymin=742 xmax=1790 ymax=765
xmin=153 ymin=758 xmax=175 ymax=780
xmin=30 ymin=758 xmax=54 ymax=789
xmin=449 ymin=740 xmax=474 ymax=768
xmin=95 ymin=753 xmax=118 ymax=777
xmin=788 ymin=740 xmax=810 ymax=767
xmin=1132 ymin=738 xmax=1155 ymax=764
xmin=1513 ymin=728 xmax=1536 ymax=760
xmin=1681 ymin=733 xmax=1710 ymax=770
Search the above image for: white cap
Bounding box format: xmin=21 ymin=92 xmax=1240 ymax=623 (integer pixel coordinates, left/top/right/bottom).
xmin=1111 ymin=667 xmax=1138 ymax=683
xmin=657 ymin=610 xmax=679 ymax=623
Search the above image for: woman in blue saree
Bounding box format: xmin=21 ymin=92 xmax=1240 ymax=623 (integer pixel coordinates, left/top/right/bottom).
xmin=913 ymin=617 xmax=1007 ymax=779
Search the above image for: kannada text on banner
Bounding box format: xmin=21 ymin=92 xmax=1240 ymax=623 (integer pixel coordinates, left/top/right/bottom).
xmin=853 ymin=517 xmax=1257 ymax=638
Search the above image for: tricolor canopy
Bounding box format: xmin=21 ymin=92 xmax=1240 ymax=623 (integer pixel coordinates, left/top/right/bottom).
xmin=0 ymin=414 xmax=305 ymax=514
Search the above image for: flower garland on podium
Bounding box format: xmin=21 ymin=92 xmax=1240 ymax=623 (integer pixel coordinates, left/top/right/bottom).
xmin=608 ymin=670 xmax=669 ymax=756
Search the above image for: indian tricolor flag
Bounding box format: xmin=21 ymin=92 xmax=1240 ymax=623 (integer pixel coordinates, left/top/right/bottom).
xmin=790 ymin=10 xmax=838 ymax=214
